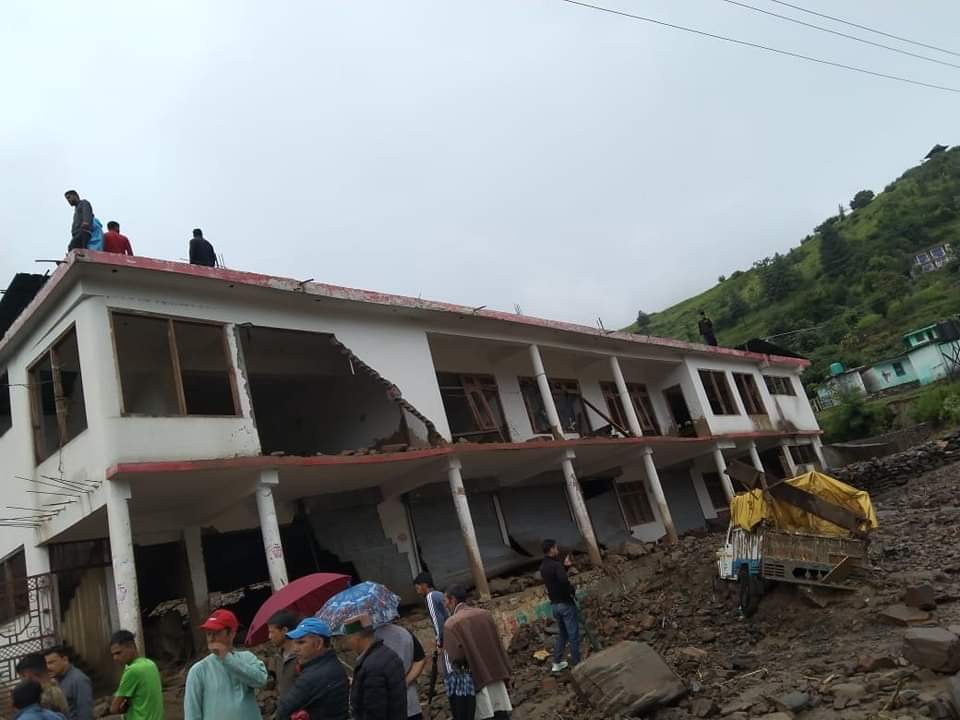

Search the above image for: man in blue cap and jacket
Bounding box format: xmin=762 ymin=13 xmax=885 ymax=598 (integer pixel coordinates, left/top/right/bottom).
xmin=277 ymin=618 xmax=349 ymax=720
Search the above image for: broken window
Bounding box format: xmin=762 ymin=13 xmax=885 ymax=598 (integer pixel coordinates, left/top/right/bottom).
xmin=663 ymin=384 xmax=697 ymax=437
xmin=29 ymin=326 xmax=88 ymax=462
xmin=617 ymin=481 xmax=655 ymax=526
xmin=0 ymin=371 xmax=11 ymax=438
xmin=599 ymin=382 xmax=660 ymax=435
xmin=0 ymin=548 xmax=29 ymax=625
xmin=763 ymin=375 xmax=796 ymax=396
xmin=792 ymin=444 xmax=819 ymax=467
xmin=112 ymin=313 xmax=238 ymax=416
xmin=518 ymin=377 xmax=591 ymax=436
xmin=733 ymin=373 xmax=765 ymax=416
xmin=437 ymin=373 xmax=510 ymax=442
xmin=701 ymin=472 xmax=728 ymax=512
xmin=698 ymin=370 xmax=739 ymax=416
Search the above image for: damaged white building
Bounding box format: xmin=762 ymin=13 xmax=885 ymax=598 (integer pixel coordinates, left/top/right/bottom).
xmin=0 ymin=251 xmax=823 ymax=682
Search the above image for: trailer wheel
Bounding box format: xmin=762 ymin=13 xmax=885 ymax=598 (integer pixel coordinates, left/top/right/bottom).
xmin=738 ymin=564 xmax=762 ymax=618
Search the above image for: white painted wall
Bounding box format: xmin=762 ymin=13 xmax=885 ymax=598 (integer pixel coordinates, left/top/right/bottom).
xmin=615 ymin=461 xmax=667 ymax=543
xmin=760 ymin=372 xmax=819 ymax=432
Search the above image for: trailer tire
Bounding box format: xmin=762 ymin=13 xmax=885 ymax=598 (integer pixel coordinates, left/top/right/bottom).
xmin=738 ymin=564 xmax=762 ymax=618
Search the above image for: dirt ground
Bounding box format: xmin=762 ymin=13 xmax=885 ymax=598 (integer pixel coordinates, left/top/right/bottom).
xmin=501 ymin=460 xmax=960 ymax=720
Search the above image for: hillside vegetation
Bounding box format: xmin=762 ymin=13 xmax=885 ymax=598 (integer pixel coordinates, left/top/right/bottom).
xmin=630 ymin=146 xmax=960 ymax=391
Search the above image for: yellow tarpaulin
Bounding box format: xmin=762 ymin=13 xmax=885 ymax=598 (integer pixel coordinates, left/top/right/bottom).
xmin=729 ymin=471 xmax=879 ymax=536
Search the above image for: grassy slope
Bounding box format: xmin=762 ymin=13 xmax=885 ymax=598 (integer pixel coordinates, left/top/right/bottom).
xmin=629 ymin=147 xmax=960 ymax=387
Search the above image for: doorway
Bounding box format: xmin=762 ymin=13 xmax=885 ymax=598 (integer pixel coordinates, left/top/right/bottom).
xmin=663 ymin=385 xmax=696 ymax=437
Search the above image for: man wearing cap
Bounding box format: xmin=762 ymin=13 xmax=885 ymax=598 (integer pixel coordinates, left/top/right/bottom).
xmin=184 ymin=609 xmax=268 ymax=720
xmin=343 ymin=614 xmax=406 ymax=720
xmin=276 ymin=618 xmax=348 ymax=720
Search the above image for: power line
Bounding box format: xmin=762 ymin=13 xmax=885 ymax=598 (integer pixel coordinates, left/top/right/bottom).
xmin=555 ymin=0 xmax=960 ymax=94
xmin=719 ymin=0 xmax=960 ymax=71
xmin=767 ymin=0 xmax=960 ymax=59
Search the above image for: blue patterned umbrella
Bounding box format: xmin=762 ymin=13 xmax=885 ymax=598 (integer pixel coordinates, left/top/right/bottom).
xmin=315 ymin=581 xmax=400 ymax=635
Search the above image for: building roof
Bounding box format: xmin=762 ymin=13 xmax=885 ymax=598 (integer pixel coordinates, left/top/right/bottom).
xmin=0 ymin=251 xmax=809 ymax=368
xmin=734 ymin=338 xmax=808 ymax=360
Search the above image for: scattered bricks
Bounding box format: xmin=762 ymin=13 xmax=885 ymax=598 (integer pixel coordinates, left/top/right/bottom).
xmin=571 ymin=641 xmax=687 ymax=717
xmin=904 ymin=585 xmax=938 ymax=611
xmin=902 ymin=628 xmax=960 ymax=673
xmin=878 ymin=604 xmax=931 ymax=626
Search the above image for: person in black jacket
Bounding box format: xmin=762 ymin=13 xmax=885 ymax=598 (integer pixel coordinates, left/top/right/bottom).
xmin=343 ymin=614 xmax=406 ymax=720
xmin=189 ymin=228 xmax=218 ymax=267
xmin=277 ymin=618 xmax=348 ymax=720
xmin=540 ymin=539 xmax=580 ymax=672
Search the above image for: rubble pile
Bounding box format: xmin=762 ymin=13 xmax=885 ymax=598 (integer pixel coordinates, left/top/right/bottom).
xmin=832 ymin=430 xmax=960 ymax=494
xmin=505 ymin=459 xmax=960 ymax=719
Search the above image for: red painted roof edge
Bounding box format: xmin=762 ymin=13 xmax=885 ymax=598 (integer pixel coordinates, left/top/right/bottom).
xmin=3 ymin=250 xmax=807 ymax=369
xmin=105 ymin=429 xmax=821 ymax=478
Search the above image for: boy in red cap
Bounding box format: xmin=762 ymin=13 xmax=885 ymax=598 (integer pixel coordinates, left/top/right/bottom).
xmin=184 ymin=609 xmax=268 ymax=720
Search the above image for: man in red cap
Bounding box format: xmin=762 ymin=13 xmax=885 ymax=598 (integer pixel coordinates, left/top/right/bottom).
xmin=184 ymin=609 xmax=268 ymax=720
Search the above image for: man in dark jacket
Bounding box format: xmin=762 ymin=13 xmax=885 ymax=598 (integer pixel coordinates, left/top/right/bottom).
xmin=277 ymin=618 xmax=348 ymax=720
xmin=344 ymin=614 xmax=406 ymax=720
xmin=540 ymin=539 xmax=580 ymax=672
xmin=64 ymin=190 xmax=93 ymax=251
xmin=698 ymin=311 xmax=718 ymax=346
xmin=189 ymin=228 xmax=218 ymax=267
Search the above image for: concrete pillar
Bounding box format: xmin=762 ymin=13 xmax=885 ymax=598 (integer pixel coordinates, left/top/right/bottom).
xmin=712 ymin=445 xmax=736 ymax=501
xmin=560 ymin=450 xmax=603 ymax=566
xmin=640 ymin=448 xmax=678 ymax=545
xmin=748 ymin=441 xmax=765 ymax=474
xmin=105 ymin=479 xmax=143 ymax=647
xmin=610 ymin=356 xmax=643 ymax=437
xmin=183 ymin=526 xmax=209 ymax=617
xmin=529 ymin=344 xmax=564 ymax=439
xmin=256 ymin=470 xmax=289 ymax=590
xmin=447 ymin=457 xmax=491 ymax=599
xmin=811 ymin=437 xmax=827 ymax=470
xmin=780 ymin=442 xmax=798 ymax=477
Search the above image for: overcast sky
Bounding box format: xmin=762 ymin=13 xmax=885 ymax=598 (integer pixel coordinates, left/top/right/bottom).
xmin=2 ymin=1 xmax=958 ymax=328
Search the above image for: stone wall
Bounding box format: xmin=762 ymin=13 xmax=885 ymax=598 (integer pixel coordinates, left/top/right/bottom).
xmin=832 ymin=430 xmax=960 ymax=495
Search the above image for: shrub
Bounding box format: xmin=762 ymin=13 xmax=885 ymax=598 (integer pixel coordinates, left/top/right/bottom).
xmin=821 ymin=390 xmax=890 ymax=442
xmin=913 ymin=382 xmax=960 ymax=427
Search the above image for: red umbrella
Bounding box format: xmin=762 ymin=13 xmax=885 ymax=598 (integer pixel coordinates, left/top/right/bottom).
xmin=245 ymin=573 xmax=351 ymax=646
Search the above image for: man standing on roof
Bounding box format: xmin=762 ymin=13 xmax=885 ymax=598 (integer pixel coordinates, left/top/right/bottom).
xmin=698 ymin=310 xmax=718 ymax=346
xmin=184 ymin=609 xmax=268 ymax=720
xmin=64 ymin=190 xmax=94 ymax=251
xmin=189 ymin=229 xmax=217 ymax=267
xmin=540 ymin=539 xmax=580 ymax=673
xmin=277 ymin=618 xmax=348 ymax=720
xmin=103 ymin=221 xmax=134 ymax=255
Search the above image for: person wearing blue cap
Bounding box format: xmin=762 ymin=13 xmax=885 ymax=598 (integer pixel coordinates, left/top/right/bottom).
xmin=277 ymin=618 xmax=349 ymax=720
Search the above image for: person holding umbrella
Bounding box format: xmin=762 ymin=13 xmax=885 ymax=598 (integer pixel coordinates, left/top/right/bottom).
xmin=276 ymin=618 xmax=348 ymax=720
xmin=343 ymin=613 xmax=406 ymax=720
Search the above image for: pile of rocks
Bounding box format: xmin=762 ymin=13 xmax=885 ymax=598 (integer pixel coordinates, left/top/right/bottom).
xmin=833 ymin=430 xmax=960 ymax=495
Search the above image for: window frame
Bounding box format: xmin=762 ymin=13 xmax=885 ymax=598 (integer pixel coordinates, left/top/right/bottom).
xmin=0 ymin=547 xmax=29 ymax=625
xmin=436 ymin=372 xmax=510 ymax=442
xmin=0 ymin=370 xmax=11 ymax=438
xmin=763 ymin=375 xmax=796 ymax=397
xmin=109 ymin=309 xmax=241 ymax=418
xmin=616 ymin=480 xmax=656 ymax=526
xmin=599 ymin=381 xmax=660 ymax=435
xmin=698 ymin=369 xmax=740 ymax=416
xmin=28 ymin=324 xmax=88 ymax=463
xmin=892 ymin=362 xmax=906 ymax=377
xmin=733 ymin=372 xmax=766 ymax=416
xmin=517 ymin=377 xmax=591 ymax=436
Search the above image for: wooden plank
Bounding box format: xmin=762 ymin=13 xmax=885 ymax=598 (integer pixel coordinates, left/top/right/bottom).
xmin=768 ymin=482 xmax=863 ymax=532
xmin=725 ymin=459 xmax=765 ymax=491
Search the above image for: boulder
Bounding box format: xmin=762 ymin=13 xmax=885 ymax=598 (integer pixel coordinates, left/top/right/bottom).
xmin=878 ymin=604 xmax=931 ymax=626
xmin=947 ymin=673 xmax=960 ymax=715
xmin=571 ymin=640 xmax=687 ymax=716
xmin=855 ymin=654 xmax=897 ymax=673
xmin=904 ymin=585 xmax=938 ymax=611
xmin=903 ymin=627 xmax=960 ymax=673
xmin=615 ymin=540 xmax=651 ymax=557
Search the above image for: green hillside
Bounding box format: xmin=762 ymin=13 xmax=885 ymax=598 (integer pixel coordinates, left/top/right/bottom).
xmin=630 ymin=146 xmax=960 ymax=392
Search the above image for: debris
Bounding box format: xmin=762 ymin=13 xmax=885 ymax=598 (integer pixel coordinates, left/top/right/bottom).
xmin=877 ymin=604 xmax=931 ymax=626
xmin=855 ymin=654 xmax=897 ymax=673
xmin=904 ymin=584 xmax=937 ymax=611
xmin=902 ymin=627 xmax=960 ymax=673
xmin=772 ymin=690 xmax=810 ymax=713
xmin=570 ymin=641 xmax=687 ymax=716
xmin=533 ymin=649 xmax=551 ymax=662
